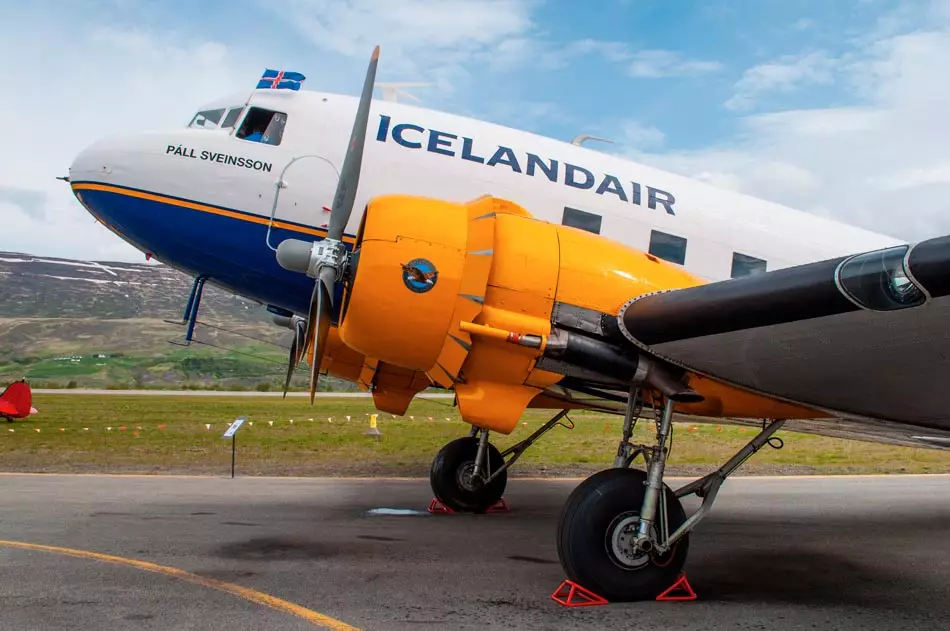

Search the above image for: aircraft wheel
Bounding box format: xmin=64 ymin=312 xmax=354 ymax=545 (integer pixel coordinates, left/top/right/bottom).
xmin=430 ymin=437 xmax=507 ymax=513
xmin=557 ymin=468 xmax=689 ymax=601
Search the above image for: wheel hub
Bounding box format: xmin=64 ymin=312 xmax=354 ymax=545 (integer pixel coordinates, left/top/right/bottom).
xmin=456 ymin=462 xmax=484 ymax=492
xmin=607 ymin=512 xmax=652 ymax=569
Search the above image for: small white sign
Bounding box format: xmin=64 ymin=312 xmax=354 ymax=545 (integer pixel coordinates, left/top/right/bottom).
xmin=222 ymin=417 xmax=246 ymax=439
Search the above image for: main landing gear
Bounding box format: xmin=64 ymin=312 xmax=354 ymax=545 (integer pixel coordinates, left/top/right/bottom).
xmin=557 ymin=387 xmax=786 ymax=602
xmin=429 ymin=410 xmax=574 ymax=513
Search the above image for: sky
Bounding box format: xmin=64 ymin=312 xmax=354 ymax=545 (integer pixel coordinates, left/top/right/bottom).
xmin=3 ymin=0 xmax=950 ymax=261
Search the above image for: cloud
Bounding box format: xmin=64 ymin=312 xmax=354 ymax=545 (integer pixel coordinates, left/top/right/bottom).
xmin=626 ymin=49 xmax=723 ymax=78
xmin=263 ymin=0 xmax=539 ymax=90
xmin=725 ymin=51 xmax=838 ymax=111
xmin=272 ymin=0 xmax=534 ymax=54
xmin=465 ymin=99 xmax=571 ymax=134
xmin=1 ymin=197 xmax=142 ymax=262
xmin=0 ymin=8 xmax=261 ymax=261
xmin=877 ymin=164 xmax=950 ymax=191
xmin=0 ymin=188 xmax=47 ymax=220
xmin=540 ymin=40 xmax=722 ymax=78
xmin=618 ymin=120 xmax=666 ymax=150
xmin=793 ymin=18 xmax=816 ymax=30
xmin=540 ymin=38 xmax=631 ymax=68
xmin=627 ymin=21 xmax=950 ymax=242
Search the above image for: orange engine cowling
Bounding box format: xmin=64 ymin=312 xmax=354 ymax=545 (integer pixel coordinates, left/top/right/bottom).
xmin=339 ymin=194 xmax=479 ymax=371
xmin=339 ymin=194 xmax=705 ymax=433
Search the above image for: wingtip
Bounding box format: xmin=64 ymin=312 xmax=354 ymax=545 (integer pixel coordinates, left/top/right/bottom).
xmin=372 ymin=45 xmax=380 ymax=60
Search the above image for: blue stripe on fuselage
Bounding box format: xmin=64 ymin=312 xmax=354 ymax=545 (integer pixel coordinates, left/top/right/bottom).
xmin=74 ymin=183 xmax=347 ymax=319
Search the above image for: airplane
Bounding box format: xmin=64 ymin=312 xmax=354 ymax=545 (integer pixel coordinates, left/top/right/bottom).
xmin=65 ymin=47 xmax=950 ymax=602
xmin=0 ymin=380 xmax=37 ymax=422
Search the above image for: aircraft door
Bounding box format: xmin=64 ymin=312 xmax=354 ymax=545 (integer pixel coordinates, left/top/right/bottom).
xmin=270 ymin=155 xmax=340 ymax=231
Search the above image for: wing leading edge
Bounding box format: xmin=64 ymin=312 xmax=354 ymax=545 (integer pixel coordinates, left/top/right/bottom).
xmin=614 ymin=235 xmax=950 ymax=443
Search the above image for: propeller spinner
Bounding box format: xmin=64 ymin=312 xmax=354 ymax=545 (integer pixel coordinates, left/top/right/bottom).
xmin=276 ymin=45 xmax=380 ymax=401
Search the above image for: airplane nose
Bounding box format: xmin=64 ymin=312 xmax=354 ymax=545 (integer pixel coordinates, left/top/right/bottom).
xmin=70 ymin=145 xmax=110 ymax=180
xmin=67 ymin=133 xmax=160 ymax=248
xmin=69 ymin=134 xmax=136 ymax=182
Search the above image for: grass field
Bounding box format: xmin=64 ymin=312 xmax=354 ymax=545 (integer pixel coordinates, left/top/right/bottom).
xmin=0 ymin=317 xmax=357 ymax=391
xmin=2 ymin=394 xmax=950 ymax=477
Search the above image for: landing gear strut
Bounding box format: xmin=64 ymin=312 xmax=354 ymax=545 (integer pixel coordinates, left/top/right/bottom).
xmin=430 ymin=410 xmax=574 ymax=513
xmin=557 ymin=387 xmax=786 ymax=601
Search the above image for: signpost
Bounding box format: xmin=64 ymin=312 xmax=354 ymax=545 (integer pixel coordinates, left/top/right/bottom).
xmin=222 ymin=416 xmax=247 ymax=479
xmin=364 ymin=413 xmax=381 ymax=439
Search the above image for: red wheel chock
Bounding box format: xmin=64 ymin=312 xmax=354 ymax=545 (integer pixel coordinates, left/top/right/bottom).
xmin=551 ymin=579 xmax=609 ymax=607
xmin=426 ymin=497 xmax=510 ymax=514
xmin=656 ymin=573 xmax=697 ymax=601
xmin=486 ymin=497 xmax=510 ymax=513
xmin=427 ymin=498 xmax=454 ymax=514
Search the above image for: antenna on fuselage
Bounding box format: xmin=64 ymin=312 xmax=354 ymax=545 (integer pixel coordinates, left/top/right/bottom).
xmin=571 ymin=134 xmax=614 ymax=149
xmin=376 ymin=82 xmax=430 ymax=103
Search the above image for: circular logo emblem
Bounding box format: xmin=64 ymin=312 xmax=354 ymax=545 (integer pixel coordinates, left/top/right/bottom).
xmin=401 ymin=258 xmax=438 ymax=293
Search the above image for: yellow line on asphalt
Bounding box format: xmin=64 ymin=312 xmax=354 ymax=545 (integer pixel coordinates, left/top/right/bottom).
xmin=0 ymin=540 xmax=359 ymax=631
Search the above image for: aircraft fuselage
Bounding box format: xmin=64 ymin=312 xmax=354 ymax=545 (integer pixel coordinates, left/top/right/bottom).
xmin=69 ymin=88 xmax=902 ymax=319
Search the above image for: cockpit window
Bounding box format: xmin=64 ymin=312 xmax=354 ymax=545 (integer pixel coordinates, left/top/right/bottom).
xmin=221 ymin=107 xmax=244 ymax=129
xmin=188 ymin=108 xmax=226 ymax=129
xmin=236 ymin=107 xmax=287 ymax=146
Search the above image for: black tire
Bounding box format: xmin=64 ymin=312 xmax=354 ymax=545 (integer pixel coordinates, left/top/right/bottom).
xmin=557 ymin=468 xmax=689 ymax=602
xmin=430 ymin=437 xmax=507 ymax=513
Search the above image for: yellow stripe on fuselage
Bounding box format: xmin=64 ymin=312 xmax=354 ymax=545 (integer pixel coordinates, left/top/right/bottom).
xmin=71 ymin=182 xmax=355 ymax=243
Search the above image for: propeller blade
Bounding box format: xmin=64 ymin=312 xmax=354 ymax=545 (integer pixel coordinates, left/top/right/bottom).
xmin=301 ymin=281 xmax=319 ymax=361
xmin=327 ymin=45 xmax=380 ymax=242
xmin=282 ymin=334 xmax=298 ymax=399
xmin=281 ymin=317 xmax=308 ymax=398
xmin=293 ymin=317 xmax=307 ymax=362
xmin=308 ymin=278 xmax=333 ymax=404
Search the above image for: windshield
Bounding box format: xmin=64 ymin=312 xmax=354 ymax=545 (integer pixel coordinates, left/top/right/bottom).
xmin=188 ymin=108 xmax=226 ymax=129
xmin=221 ymin=106 xmax=244 ymax=128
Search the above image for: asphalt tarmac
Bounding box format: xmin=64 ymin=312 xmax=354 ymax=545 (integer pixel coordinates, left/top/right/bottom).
xmin=1 ymin=474 xmax=948 ymax=630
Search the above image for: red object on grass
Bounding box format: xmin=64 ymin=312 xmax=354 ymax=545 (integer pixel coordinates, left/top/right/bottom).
xmin=551 ymin=580 xmax=609 ymax=607
xmin=0 ymin=380 xmax=33 ymax=419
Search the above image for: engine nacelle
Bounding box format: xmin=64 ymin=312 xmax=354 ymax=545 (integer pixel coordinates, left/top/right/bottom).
xmin=339 ymin=194 xmax=477 ymax=371
xmin=339 ymin=194 xmax=705 ymax=433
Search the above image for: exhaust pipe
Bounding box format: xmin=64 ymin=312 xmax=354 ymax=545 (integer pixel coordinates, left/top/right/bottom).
xmin=544 ymin=329 xmax=703 ymax=403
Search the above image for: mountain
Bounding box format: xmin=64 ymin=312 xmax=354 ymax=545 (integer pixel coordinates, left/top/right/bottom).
xmin=0 ymin=251 xmax=266 ymax=320
xmin=0 ymin=251 xmax=349 ymax=390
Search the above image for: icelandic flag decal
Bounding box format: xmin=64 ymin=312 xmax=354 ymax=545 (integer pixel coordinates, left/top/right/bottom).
xmin=257 ymin=69 xmax=306 ymax=91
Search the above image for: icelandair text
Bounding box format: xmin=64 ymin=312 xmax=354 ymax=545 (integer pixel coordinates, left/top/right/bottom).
xmin=375 ymin=115 xmax=675 ymax=215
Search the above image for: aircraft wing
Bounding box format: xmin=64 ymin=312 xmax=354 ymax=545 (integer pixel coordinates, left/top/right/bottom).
xmin=611 ymin=236 xmax=950 ymax=449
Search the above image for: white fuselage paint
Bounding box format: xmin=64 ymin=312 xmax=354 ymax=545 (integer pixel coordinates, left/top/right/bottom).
xmin=70 ymin=88 xmax=904 ymax=288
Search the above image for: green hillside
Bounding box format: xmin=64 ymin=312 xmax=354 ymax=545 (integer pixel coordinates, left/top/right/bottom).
xmin=0 ymin=252 xmax=355 ymax=390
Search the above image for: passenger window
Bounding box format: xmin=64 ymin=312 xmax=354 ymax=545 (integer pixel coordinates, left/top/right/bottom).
xmin=562 ymin=207 xmax=602 ymax=234
xmin=648 ymin=230 xmax=687 ymax=265
xmin=188 ymin=108 xmax=225 ymax=129
xmin=236 ymin=107 xmax=288 ymax=145
xmin=221 ymin=107 xmax=244 ymax=129
xmin=731 ymin=252 xmax=767 ymax=278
